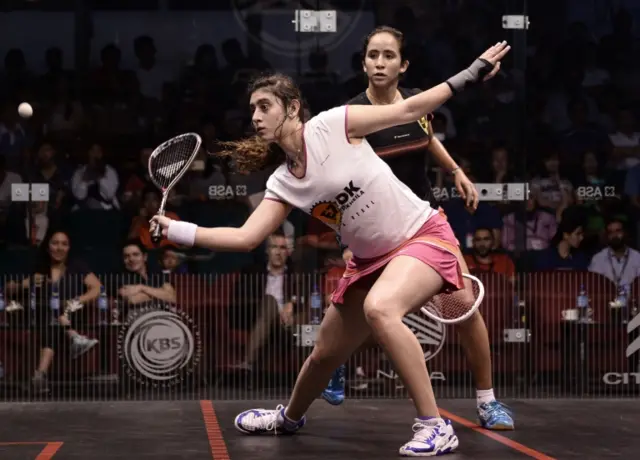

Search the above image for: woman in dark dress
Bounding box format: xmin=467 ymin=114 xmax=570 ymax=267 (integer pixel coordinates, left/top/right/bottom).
xmin=5 ymin=229 xmax=101 ymax=392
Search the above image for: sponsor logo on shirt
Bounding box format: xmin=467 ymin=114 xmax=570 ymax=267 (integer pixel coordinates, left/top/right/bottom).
xmin=310 ymin=180 xmax=372 ymax=227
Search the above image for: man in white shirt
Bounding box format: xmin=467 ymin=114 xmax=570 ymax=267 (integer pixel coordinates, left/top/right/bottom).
xmin=588 ymin=218 xmax=640 ymax=288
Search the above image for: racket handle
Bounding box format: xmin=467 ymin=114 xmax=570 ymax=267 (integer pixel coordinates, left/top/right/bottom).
xmin=151 ymin=222 xmax=163 ymax=244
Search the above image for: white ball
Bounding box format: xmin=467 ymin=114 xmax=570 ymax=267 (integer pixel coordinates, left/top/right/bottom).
xmin=18 ymin=102 xmax=33 ymax=119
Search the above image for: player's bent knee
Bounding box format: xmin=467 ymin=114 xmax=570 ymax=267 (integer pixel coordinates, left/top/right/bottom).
xmin=362 ymin=294 xmax=402 ymax=327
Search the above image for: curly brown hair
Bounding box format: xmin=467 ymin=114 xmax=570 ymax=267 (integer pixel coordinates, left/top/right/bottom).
xmin=217 ymin=73 xmax=305 ymax=173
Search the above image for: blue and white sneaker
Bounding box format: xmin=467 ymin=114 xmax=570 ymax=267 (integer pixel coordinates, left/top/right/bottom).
xmin=321 ymin=364 xmax=345 ymax=406
xmin=477 ymin=401 xmax=514 ymax=430
xmin=234 ymin=404 xmax=306 ymax=435
xmin=399 ymin=417 xmax=458 ymax=457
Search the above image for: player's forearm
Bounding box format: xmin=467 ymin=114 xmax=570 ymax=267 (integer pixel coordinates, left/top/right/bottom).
xmin=428 ymin=136 xmax=458 ymax=172
xmin=165 ymin=220 xmax=256 ymax=252
xmin=403 ymin=59 xmax=493 ymax=123
xmin=402 ymin=83 xmax=453 ymax=122
xmin=194 ymin=226 xmax=256 ymax=252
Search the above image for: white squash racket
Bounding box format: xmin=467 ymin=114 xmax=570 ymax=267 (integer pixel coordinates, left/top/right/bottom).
xmin=420 ymin=272 xmax=485 ymax=324
xmin=148 ymin=133 xmax=202 ymax=243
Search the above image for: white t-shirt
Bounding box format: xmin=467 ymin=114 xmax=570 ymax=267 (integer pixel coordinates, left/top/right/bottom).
xmin=264 ymin=106 xmax=437 ymax=259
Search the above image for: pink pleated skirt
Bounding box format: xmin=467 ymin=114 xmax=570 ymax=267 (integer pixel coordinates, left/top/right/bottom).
xmin=330 ymin=209 xmax=464 ymax=305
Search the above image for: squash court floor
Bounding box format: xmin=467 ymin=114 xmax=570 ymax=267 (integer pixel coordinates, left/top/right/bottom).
xmin=0 ymin=399 xmax=637 ymax=459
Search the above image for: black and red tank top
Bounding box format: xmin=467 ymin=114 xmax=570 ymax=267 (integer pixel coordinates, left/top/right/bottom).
xmin=347 ymin=87 xmax=437 ymax=206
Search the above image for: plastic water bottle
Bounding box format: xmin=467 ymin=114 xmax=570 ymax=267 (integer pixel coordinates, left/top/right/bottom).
xmin=620 ymin=284 xmax=629 ymax=324
xmin=310 ymin=284 xmax=322 ymax=325
xmin=98 ymin=285 xmax=108 ymax=324
xmin=50 ymin=284 xmax=60 ymax=311
xmin=30 ymin=287 xmax=36 ymax=310
xmin=577 ymin=284 xmax=589 ymax=320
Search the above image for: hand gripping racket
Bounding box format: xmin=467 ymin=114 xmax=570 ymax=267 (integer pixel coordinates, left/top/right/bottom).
xmin=420 ymin=272 xmax=485 ymax=324
xmin=148 ymin=133 xmax=202 ymax=244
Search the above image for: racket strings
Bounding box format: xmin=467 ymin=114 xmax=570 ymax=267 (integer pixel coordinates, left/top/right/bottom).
xmin=150 ymin=135 xmax=200 ymax=190
xmin=427 ymin=277 xmax=481 ymax=321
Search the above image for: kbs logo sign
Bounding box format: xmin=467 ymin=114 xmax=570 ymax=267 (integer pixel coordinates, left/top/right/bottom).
xmin=118 ymin=306 xmax=202 ymax=388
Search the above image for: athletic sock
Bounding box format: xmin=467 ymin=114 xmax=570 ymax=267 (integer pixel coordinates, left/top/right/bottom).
xmin=282 ymin=407 xmax=302 ymax=427
xmin=476 ymin=388 xmax=496 ymax=407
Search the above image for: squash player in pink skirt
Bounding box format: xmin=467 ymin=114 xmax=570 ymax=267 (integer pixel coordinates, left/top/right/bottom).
xmin=151 ymin=41 xmax=510 ymax=457
xmin=322 ymin=25 xmax=514 ymax=432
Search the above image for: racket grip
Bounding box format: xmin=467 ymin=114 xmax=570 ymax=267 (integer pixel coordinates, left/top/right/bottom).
xmin=151 ymin=223 xmax=163 ymax=244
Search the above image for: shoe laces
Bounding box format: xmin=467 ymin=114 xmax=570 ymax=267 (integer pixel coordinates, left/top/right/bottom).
xmin=244 ymin=404 xmax=285 ymax=433
xmin=485 ymin=401 xmax=511 ymax=414
xmin=411 ymin=420 xmax=441 ymax=443
xmin=483 ymin=401 xmax=512 ymax=418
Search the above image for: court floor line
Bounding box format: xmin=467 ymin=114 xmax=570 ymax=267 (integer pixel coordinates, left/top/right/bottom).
xmin=35 ymin=442 xmax=64 ymax=460
xmin=438 ymin=408 xmax=556 ymax=460
xmin=0 ymin=442 xmax=64 ymax=460
xmin=200 ymin=400 xmax=231 ymax=460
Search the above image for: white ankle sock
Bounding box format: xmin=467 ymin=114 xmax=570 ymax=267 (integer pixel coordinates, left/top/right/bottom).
xmin=476 ymin=388 xmax=495 ymax=407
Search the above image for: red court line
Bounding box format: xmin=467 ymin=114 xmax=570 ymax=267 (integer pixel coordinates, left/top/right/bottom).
xmin=36 ymin=442 xmax=64 ymax=460
xmin=438 ymin=408 xmax=556 ymax=460
xmin=0 ymin=441 xmax=63 ymax=459
xmin=200 ymin=400 xmax=231 ymax=460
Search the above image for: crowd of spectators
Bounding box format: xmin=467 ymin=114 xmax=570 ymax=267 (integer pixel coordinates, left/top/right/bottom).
xmin=0 ymin=4 xmax=638 ymax=283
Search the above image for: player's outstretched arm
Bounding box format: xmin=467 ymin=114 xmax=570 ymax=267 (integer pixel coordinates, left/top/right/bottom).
xmin=150 ymin=199 xmax=291 ymax=252
xmin=346 ymin=41 xmax=510 ymax=139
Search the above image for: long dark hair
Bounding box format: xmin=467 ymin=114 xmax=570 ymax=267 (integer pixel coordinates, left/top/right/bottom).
xmin=34 ymin=228 xmax=71 ymax=275
xmin=217 ymin=73 xmax=306 ymax=173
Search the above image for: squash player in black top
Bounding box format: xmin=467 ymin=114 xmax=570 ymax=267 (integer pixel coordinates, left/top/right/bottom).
xmin=322 ymin=26 xmax=515 ymax=431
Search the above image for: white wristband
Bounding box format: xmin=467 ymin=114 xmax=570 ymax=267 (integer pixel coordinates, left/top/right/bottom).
xmin=167 ymin=221 xmax=198 ymax=247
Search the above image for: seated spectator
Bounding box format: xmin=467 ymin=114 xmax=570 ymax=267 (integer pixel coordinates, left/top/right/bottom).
xmin=230 ymin=229 xmax=303 ymax=371
xmin=534 ymin=214 xmax=589 ymax=270
xmin=4 ymin=229 xmax=100 ymax=393
xmin=32 ymin=142 xmax=70 ymax=216
xmin=43 ymin=75 xmax=85 ymax=139
xmin=588 ymin=218 xmax=640 ymax=287
xmin=0 ymin=102 xmax=29 ymax=170
xmin=502 ymin=195 xmax=556 ymax=251
xmin=557 ymin=96 xmax=612 ymax=162
xmin=70 ymin=143 xmax=119 ymax=211
xmin=464 ymin=228 xmax=516 ymax=281
xmin=128 ymin=187 xmax=180 ymax=249
xmin=114 ymin=239 xmax=176 ymax=308
xmin=120 ymin=147 xmax=153 ymax=211
xmin=530 ymin=150 xmax=574 ymax=220
xmin=159 ymin=246 xmax=187 ymax=274
xmin=609 ymin=107 xmax=640 ymax=169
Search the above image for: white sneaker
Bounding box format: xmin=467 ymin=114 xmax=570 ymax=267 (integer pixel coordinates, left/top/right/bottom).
xmin=399 ymin=417 xmax=458 ymax=457
xmin=70 ymin=335 xmax=98 ymax=359
xmin=234 ymin=404 xmax=306 ymax=435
